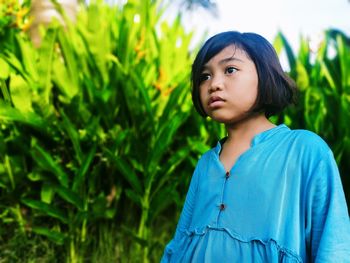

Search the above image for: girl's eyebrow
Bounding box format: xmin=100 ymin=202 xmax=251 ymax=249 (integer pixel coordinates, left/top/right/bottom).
xmin=202 ymin=56 xmax=244 ymax=70
xmin=218 ymin=56 xmax=244 ymax=65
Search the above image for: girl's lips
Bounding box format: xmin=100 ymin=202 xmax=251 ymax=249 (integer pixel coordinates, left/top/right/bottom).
xmin=208 ymin=96 xmax=225 ymax=107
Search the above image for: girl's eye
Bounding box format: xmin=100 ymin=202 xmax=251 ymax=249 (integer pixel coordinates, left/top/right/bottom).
xmin=200 ymin=73 xmax=211 ymax=82
xmin=226 ymin=67 xmax=237 ymax=74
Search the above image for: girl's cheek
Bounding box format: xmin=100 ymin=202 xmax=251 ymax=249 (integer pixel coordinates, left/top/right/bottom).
xmin=200 ymin=90 xmax=207 ymax=105
xmin=200 ymin=84 xmax=208 ymax=97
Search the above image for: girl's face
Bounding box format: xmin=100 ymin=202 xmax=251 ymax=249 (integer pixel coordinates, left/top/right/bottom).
xmin=199 ymin=45 xmax=259 ymax=124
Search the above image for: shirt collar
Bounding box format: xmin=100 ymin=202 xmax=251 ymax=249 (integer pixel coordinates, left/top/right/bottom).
xmin=214 ymin=124 xmax=290 ymax=155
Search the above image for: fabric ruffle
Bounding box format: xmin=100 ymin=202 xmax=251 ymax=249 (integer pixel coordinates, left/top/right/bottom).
xmin=161 ymin=227 xmax=302 ymax=263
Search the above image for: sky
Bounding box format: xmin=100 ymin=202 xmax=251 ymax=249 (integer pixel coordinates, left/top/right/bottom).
xmin=178 ymin=0 xmax=350 ymax=51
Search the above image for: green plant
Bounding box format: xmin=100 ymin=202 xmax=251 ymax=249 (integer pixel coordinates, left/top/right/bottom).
xmin=0 ymin=0 xmax=205 ymax=262
xmin=273 ymin=30 xmax=350 ymax=205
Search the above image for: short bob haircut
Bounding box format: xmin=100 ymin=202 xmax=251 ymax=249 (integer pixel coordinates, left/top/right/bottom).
xmin=191 ymin=31 xmax=297 ymax=118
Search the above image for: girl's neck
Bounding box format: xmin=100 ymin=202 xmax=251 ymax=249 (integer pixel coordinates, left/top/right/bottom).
xmin=225 ymin=114 xmax=275 ymax=146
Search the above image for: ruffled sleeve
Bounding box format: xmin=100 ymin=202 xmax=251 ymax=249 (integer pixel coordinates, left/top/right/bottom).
xmin=305 ymin=150 xmax=350 ymax=262
xmin=160 ymin=162 xmax=201 ymax=262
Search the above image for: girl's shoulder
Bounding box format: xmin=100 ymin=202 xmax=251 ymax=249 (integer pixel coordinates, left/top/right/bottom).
xmin=286 ymin=128 xmax=331 ymax=152
xmin=280 ymin=127 xmax=335 ymax=167
xmin=197 ymin=146 xmax=217 ymax=163
xmin=193 ymin=141 xmax=223 ymax=171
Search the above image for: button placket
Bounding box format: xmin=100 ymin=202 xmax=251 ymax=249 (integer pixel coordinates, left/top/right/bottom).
xmin=218 ymin=171 xmax=230 ymax=213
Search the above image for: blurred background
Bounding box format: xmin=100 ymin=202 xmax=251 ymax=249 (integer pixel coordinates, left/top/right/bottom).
xmin=0 ymin=0 xmax=349 ymax=262
xmin=176 ymin=0 xmax=350 ymax=49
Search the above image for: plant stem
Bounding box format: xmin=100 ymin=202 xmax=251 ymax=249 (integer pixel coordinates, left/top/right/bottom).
xmin=138 ymin=188 xmax=150 ymax=263
xmin=70 ymin=237 xmax=77 ymax=263
xmin=81 ymin=201 xmax=88 ymax=242
xmin=5 ymin=155 xmax=15 ymax=190
xmin=13 ymin=204 xmax=26 ymax=235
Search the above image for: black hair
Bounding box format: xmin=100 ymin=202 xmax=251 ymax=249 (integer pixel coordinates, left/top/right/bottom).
xmin=191 ymin=31 xmax=297 ymax=118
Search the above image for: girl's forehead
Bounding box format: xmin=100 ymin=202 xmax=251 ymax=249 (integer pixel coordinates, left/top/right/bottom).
xmin=207 ymin=44 xmax=250 ymax=63
xmin=221 ymin=44 xmax=249 ymax=56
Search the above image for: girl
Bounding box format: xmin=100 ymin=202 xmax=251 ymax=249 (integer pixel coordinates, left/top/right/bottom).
xmin=161 ymin=31 xmax=350 ymax=263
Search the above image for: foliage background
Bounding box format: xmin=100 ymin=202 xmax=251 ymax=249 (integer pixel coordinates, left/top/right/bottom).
xmin=0 ymin=0 xmax=349 ymax=262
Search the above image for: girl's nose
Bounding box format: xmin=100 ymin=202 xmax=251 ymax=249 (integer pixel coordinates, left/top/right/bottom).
xmin=209 ymin=76 xmax=223 ymax=93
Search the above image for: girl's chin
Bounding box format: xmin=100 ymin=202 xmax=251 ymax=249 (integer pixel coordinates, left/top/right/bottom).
xmin=209 ymin=116 xmax=240 ymax=124
xmin=209 ymin=113 xmax=256 ymax=126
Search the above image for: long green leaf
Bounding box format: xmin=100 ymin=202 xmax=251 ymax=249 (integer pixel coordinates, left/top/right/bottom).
xmin=57 ymin=28 xmax=79 ymax=96
xmin=54 ymin=185 xmax=84 ymax=211
xmin=37 ymin=27 xmax=57 ymax=104
xmin=151 ymin=146 xmax=191 ymax=200
xmin=0 ymin=57 xmax=10 ymax=79
xmin=41 ymin=183 xmax=55 ymax=204
xmin=31 ymin=226 xmax=66 ymax=245
xmin=336 ymin=34 xmax=350 ymax=87
xmin=130 ymin=70 xmax=153 ymax=122
xmin=31 ymin=143 xmax=69 ymax=187
xmin=59 ymin=109 xmax=83 ymax=164
xmin=147 ymin=112 xmax=188 ymax=179
xmin=277 ymin=32 xmax=296 ymax=74
xmin=125 ymin=189 xmax=142 ymax=208
xmin=72 ymin=144 xmax=97 ymax=192
xmin=9 ymin=74 xmax=33 ymax=113
xmin=0 ymin=102 xmax=47 ymax=130
xmin=22 ymin=198 xmax=68 ymax=224
xmin=2 ymin=51 xmax=31 ymax=84
xmin=0 ymin=79 xmax=11 ymax=103
xmin=104 ymin=148 xmax=143 ymax=194
xmin=15 ymin=34 xmax=39 ymax=82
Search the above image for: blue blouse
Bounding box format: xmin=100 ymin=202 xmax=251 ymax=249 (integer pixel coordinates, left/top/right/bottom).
xmin=161 ymin=124 xmax=350 ymax=262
